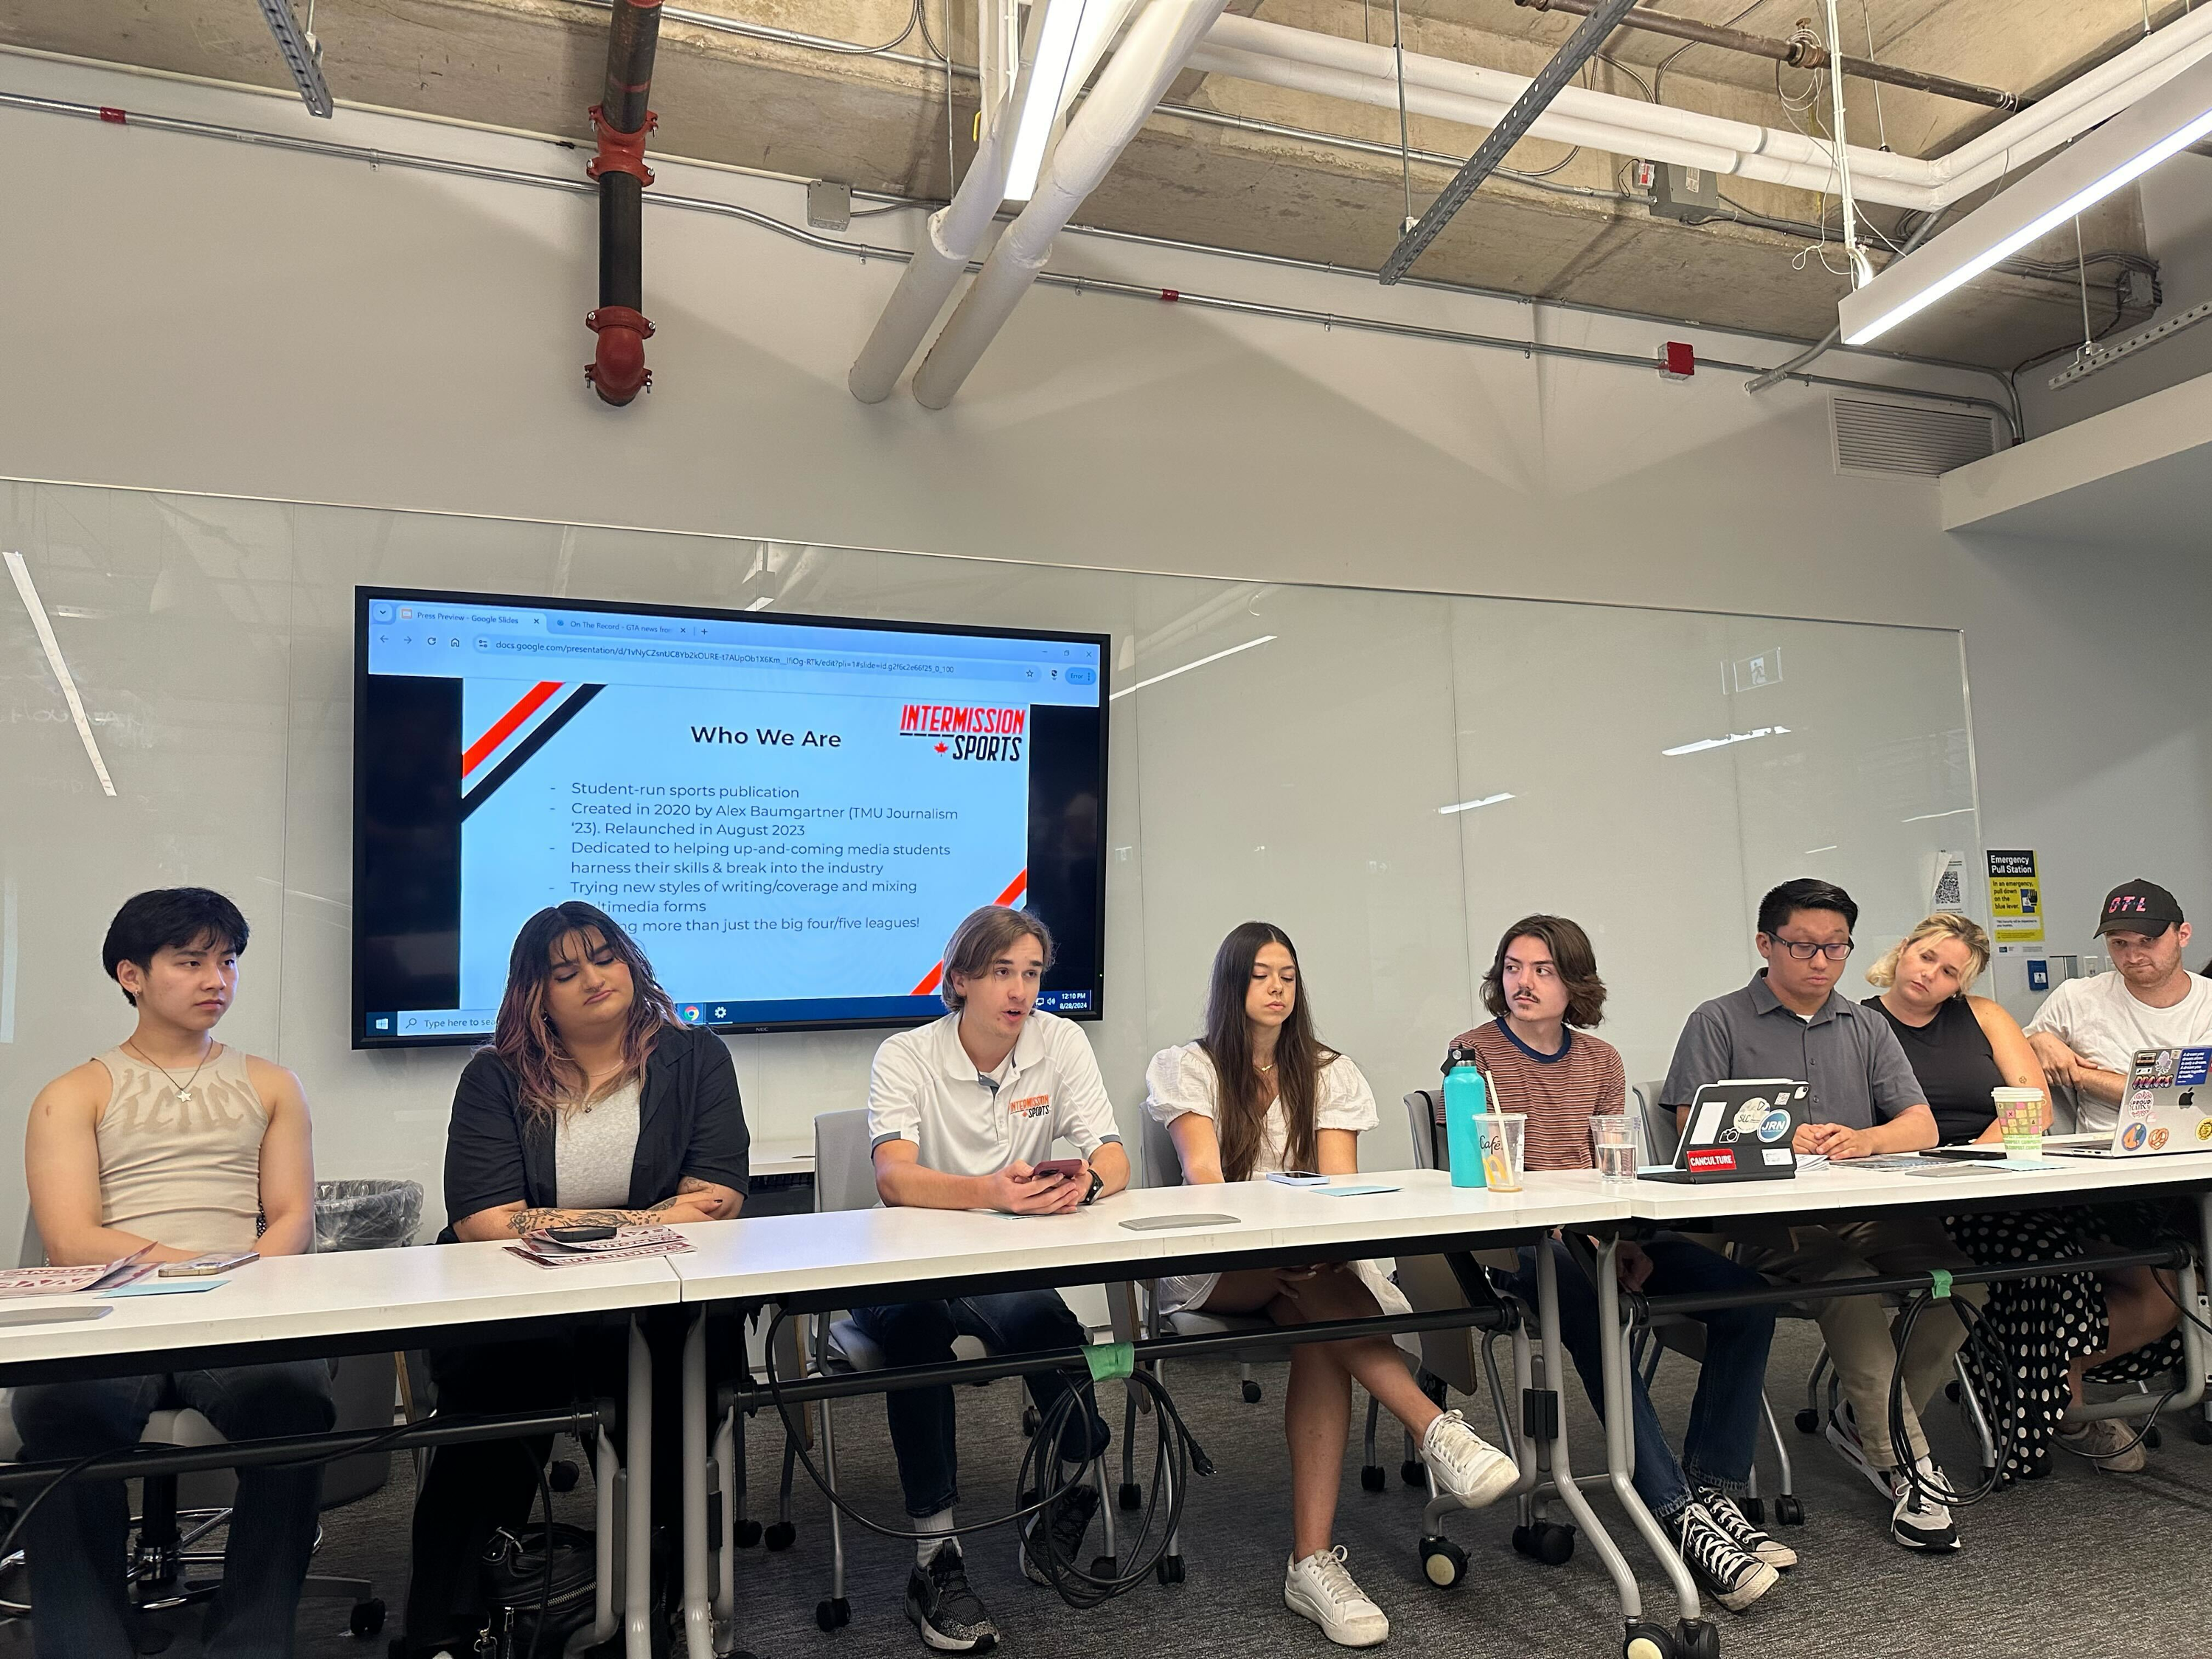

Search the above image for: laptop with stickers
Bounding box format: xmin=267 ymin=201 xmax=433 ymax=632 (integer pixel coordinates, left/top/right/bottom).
xmin=2052 ymin=1046 xmax=2212 ymax=1158
xmin=1641 ymin=1078 xmax=1809 ymax=1185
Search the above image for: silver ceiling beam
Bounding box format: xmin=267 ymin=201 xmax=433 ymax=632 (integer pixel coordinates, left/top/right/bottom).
xmin=256 ymin=0 xmax=334 ymax=118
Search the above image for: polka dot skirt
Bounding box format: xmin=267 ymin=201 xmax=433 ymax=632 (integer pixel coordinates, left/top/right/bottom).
xmin=1947 ymin=1201 xmax=2186 ymax=1484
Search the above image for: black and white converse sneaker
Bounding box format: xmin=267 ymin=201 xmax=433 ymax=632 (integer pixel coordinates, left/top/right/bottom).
xmin=1885 ymin=1458 xmax=1961 ymax=1554
xmin=1666 ymin=1501 xmax=1779 ymax=1613
xmin=907 ymin=1543 xmax=999 ymax=1652
xmin=1694 ymin=1487 xmax=1797 ymax=1571
xmin=1019 ymin=1480 xmax=1100 ymax=1586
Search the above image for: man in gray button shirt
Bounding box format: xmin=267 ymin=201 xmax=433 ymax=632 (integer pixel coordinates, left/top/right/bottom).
xmin=1662 ymin=879 xmax=1982 ymax=1557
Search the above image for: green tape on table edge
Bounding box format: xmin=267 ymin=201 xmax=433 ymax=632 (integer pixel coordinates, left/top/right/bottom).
xmin=1085 ymin=1340 xmax=1135 ymax=1381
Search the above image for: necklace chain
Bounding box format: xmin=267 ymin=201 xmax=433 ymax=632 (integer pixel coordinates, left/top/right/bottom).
xmin=127 ymin=1039 xmax=214 ymax=1103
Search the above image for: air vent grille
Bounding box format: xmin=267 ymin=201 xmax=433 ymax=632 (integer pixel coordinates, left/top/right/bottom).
xmin=1831 ymin=397 xmax=1994 ymax=477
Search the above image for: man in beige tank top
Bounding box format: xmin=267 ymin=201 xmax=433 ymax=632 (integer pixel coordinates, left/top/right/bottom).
xmin=14 ymin=888 xmax=333 ymax=1658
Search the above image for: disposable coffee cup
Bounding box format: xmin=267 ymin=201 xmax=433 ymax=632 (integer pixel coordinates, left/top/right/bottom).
xmin=1475 ymin=1113 xmax=1527 ymax=1192
xmin=1992 ymin=1088 xmax=2045 ymax=1158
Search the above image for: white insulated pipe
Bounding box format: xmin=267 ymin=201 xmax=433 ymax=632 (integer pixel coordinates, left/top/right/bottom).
xmin=912 ymin=0 xmax=1233 ymax=408
xmin=1198 ymin=5 xmax=2212 ymax=212
xmin=848 ymin=78 xmax=1022 ymax=402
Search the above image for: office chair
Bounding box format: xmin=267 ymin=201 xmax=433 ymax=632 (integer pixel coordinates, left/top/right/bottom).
xmin=790 ymin=1110 xmax=1116 ymax=1634
xmin=0 ymin=1215 xmax=383 ymax=1638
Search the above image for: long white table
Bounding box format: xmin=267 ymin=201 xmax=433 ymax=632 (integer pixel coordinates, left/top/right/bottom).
xmin=0 ymin=1240 xmax=684 ymax=1659
xmin=666 ymin=1172 xmax=1642 ymax=1659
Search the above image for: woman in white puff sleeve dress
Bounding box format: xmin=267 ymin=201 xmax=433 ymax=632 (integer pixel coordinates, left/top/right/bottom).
xmin=1144 ymin=922 xmax=1516 ymax=1649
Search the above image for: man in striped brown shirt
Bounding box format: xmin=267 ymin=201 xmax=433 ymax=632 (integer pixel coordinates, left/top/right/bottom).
xmin=1441 ymin=915 xmax=1797 ymax=1613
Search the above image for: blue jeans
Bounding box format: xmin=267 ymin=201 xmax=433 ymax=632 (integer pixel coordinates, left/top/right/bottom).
xmin=1506 ymin=1235 xmax=1775 ymax=1517
xmin=11 ymin=1361 xmax=335 ymax=1659
xmin=849 ymin=1290 xmax=1110 ymax=1518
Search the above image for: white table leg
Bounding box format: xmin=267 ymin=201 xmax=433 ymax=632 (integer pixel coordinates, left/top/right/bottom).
xmin=627 ymin=1317 xmax=654 ymax=1659
xmin=1593 ymin=1235 xmax=1704 ymax=1624
xmin=592 ymin=1417 xmax=621 ymax=1647
xmin=1529 ymin=1240 xmax=1646 ymax=1624
xmin=684 ymin=1310 xmax=717 ymax=1659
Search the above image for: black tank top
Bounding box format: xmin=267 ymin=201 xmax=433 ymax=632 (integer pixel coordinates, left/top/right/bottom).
xmin=1863 ymin=994 xmax=2004 ymax=1144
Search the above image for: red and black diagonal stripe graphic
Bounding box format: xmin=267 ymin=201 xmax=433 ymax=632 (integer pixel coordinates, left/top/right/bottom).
xmin=460 ymin=681 xmax=605 ymax=820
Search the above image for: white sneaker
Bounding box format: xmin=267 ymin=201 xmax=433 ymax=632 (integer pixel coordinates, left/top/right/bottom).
xmin=1822 ymin=1405 xmax=1893 ymax=1503
xmin=1284 ymin=1545 xmax=1390 ymax=1647
xmin=1886 ymin=1458 xmax=1961 ymax=1553
xmin=1420 ymin=1410 xmax=1517 ymax=1509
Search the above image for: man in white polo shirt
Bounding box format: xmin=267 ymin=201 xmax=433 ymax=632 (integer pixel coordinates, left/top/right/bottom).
xmin=855 ymin=903 xmax=1130 ymax=1655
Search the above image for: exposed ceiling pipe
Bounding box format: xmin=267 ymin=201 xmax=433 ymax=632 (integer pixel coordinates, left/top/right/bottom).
xmin=1197 ymin=6 xmax=2212 ymax=213
xmin=1514 ymin=0 xmax=2016 ymax=111
xmin=585 ymin=0 xmax=663 ymax=406
xmin=910 ymin=0 xmax=1234 ymax=408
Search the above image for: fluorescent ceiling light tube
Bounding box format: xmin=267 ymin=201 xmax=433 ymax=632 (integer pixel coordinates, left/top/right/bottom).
xmin=1109 ymin=635 xmax=1275 ymax=699
xmin=1661 ymin=725 xmax=1791 ymax=757
xmin=1004 ymin=0 xmax=1091 ymax=202
xmin=1840 ymin=52 xmax=2212 ymax=347
xmin=1901 ymin=806 xmax=1978 ymax=823
xmin=4 ymin=551 xmax=116 ymax=798
xmin=1804 ymin=844 xmax=1839 ymax=854
xmin=742 ymin=597 xmax=774 ymax=611
xmin=255 ymin=0 xmax=335 ymax=119
xmin=1439 ymin=793 xmax=1515 ymax=815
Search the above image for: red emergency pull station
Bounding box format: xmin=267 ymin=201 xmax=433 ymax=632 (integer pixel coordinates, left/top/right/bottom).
xmin=1658 ymin=341 xmax=1696 ymax=380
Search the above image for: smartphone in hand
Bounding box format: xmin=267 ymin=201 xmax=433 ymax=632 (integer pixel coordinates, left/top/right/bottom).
xmin=1026 ymin=1158 xmax=1087 ymax=1182
xmin=1266 ymin=1171 xmax=1330 ymax=1186
xmin=158 ymin=1251 xmax=259 ymax=1278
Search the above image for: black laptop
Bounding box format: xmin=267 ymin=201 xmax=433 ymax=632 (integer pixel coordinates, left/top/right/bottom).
xmin=1641 ymin=1079 xmax=1809 ymax=1185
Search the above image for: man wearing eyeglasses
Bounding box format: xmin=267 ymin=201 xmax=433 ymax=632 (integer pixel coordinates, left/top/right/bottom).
xmin=1661 ymin=877 xmax=1981 ymax=1557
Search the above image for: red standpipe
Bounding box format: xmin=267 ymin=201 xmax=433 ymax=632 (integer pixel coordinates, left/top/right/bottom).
xmin=586 ymin=0 xmax=664 ymax=406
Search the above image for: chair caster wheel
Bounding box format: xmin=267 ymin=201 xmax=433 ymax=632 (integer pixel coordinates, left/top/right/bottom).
xmin=1792 ymin=1408 xmax=1818 ymax=1434
xmin=1739 ymin=1496 xmax=1764 ymax=1526
xmin=1119 ymin=1481 xmax=1143 ymax=1511
xmin=1091 ymin=1554 xmax=1118 ymax=1579
xmin=1399 ymin=1459 xmax=1425 ymax=1486
xmin=1241 ymin=1380 xmax=1262 ymax=1404
xmin=1155 ymin=1554 xmax=1185 ymax=1585
xmin=1419 ymin=1535 xmax=1466 ymax=1586
xmin=1675 ymin=1617 xmax=1719 ymax=1659
xmin=349 ymin=1599 xmax=385 ymax=1638
xmin=2192 ymin=1418 xmax=2212 ymax=1446
xmin=1623 ymin=1619 xmax=1676 ymax=1659
xmin=815 ymin=1596 xmax=850 ymax=1631
xmin=1537 ymin=1523 xmax=1574 ymax=1564
xmin=1022 ymin=1408 xmax=1040 ymax=1437
xmin=548 ymin=1458 xmax=580 ymax=1493
xmin=735 ymin=1517 xmax=763 ymax=1548
xmin=2146 ymin=1425 xmax=2165 ymax=1450
xmin=1773 ymin=1495 xmax=1805 ymax=1526
xmin=764 ymin=1520 xmax=796 ymax=1551
xmin=1360 ymin=1465 xmax=1387 ymax=1492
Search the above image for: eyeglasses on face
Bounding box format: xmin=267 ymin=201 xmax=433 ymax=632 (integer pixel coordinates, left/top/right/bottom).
xmin=1768 ymin=934 xmax=1853 ymax=961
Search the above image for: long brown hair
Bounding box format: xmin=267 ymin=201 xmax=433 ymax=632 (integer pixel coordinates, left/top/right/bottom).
xmin=490 ymin=902 xmax=679 ymax=1116
xmin=1199 ymin=921 xmax=1334 ymax=1182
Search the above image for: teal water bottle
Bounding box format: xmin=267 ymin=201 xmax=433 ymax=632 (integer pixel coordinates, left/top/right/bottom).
xmin=1444 ymin=1062 xmax=1488 ymax=1189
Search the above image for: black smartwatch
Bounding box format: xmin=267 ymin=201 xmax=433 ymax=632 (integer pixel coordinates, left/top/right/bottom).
xmin=1082 ymin=1169 xmax=1105 ymax=1206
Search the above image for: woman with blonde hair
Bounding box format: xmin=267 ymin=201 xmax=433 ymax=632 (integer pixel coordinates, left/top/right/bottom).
xmin=1860 ymin=911 xmax=2045 ymax=1143
xmin=1867 ymin=913 xmax=2178 ymax=1481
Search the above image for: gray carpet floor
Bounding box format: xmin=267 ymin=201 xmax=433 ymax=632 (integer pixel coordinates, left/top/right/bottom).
xmin=8 ymin=1319 xmax=2212 ymax=1659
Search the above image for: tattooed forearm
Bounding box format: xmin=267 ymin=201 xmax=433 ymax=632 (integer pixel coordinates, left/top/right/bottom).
xmin=506 ymin=1207 xmax=644 ymax=1236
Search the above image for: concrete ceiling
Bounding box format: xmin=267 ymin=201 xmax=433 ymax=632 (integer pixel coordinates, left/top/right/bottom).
xmin=0 ymin=0 xmax=2183 ymax=368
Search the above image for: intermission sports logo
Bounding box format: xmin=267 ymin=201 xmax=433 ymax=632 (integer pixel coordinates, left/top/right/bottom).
xmin=898 ymin=703 xmax=1026 ymax=762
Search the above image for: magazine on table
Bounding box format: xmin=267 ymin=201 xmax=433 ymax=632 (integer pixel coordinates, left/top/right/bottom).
xmin=506 ymin=1224 xmax=694 ymax=1269
xmin=0 ymin=1243 xmax=159 ymax=1298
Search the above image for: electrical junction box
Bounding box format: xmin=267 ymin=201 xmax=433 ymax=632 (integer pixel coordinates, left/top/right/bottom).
xmin=1646 ymin=161 xmax=1725 ymax=225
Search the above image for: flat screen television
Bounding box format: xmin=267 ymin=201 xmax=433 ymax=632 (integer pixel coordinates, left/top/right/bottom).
xmin=352 ymin=586 xmax=1108 ymax=1047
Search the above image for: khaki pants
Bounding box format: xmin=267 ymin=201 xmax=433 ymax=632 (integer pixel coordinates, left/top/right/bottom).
xmin=1741 ymin=1214 xmax=1986 ymax=1471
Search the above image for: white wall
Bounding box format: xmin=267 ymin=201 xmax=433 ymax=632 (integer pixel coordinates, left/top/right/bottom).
xmin=1 ymin=51 xmax=2208 ymax=1244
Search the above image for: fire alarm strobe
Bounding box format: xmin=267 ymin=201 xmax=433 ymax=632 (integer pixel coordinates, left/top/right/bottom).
xmin=1657 ymin=341 xmax=1696 ymax=381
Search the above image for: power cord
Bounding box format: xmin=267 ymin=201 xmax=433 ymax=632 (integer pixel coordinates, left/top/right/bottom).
xmin=759 ymin=1307 xmax=1214 ymax=1609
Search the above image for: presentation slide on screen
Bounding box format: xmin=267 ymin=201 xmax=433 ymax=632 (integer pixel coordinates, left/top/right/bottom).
xmin=354 ymin=594 xmax=1106 ymax=1043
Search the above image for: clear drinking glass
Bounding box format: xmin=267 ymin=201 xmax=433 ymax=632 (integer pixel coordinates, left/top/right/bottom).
xmin=1591 ymin=1114 xmax=1638 ymax=1183
xmin=1474 ymin=1113 xmax=1527 ymax=1192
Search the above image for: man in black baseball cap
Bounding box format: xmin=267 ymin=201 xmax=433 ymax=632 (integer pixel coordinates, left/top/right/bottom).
xmin=2094 ymin=879 xmax=2186 ymax=940
xmin=2026 ymin=877 xmax=2208 ymax=1137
